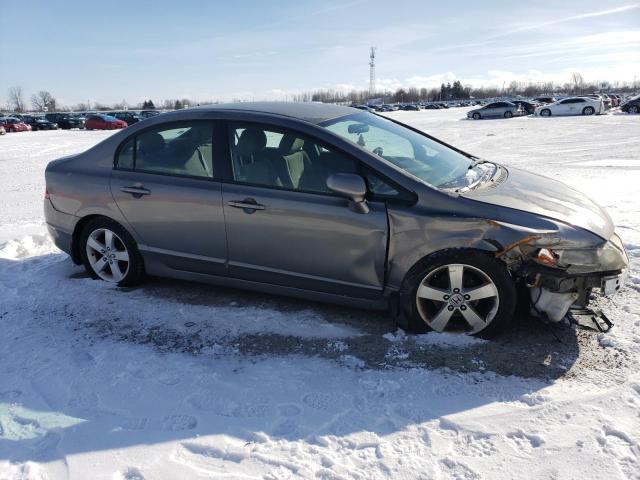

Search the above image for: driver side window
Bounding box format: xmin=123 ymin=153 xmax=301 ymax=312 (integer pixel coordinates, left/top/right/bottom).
xmin=229 ymin=123 xmax=358 ymax=194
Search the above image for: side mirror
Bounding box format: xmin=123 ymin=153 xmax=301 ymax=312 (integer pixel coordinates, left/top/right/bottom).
xmin=326 ymin=173 xmax=369 ymax=214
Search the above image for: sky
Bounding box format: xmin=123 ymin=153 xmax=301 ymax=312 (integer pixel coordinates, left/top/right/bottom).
xmin=1 ymin=0 xmax=639 ymax=107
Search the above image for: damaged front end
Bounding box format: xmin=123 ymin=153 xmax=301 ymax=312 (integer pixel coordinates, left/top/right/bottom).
xmin=497 ymin=228 xmax=629 ymax=322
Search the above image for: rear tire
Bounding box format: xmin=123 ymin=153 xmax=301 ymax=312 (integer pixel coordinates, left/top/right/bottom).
xmin=503 ymin=111 xmax=513 ymax=118
xmin=540 ymin=109 xmax=551 ymax=117
xmin=80 ymin=217 xmax=145 ymax=287
xmin=629 ymin=105 xmax=639 ymax=114
xmin=399 ymin=249 xmax=516 ymax=339
xmin=582 ymin=106 xmax=595 ymax=115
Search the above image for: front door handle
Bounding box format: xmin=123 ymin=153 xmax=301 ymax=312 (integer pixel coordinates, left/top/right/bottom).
xmin=227 ymin=198 xmax=265 ymax=212
xmin=120 ymin=185 xmax=151 ymax=198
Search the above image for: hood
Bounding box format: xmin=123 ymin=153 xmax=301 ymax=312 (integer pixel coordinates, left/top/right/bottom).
xmin=462 ymin=166 xmax=614 ymax=240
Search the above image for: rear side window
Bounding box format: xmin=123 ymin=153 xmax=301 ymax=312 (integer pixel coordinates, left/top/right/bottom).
xmin=115 ymin=122 xmax=214 ymax=179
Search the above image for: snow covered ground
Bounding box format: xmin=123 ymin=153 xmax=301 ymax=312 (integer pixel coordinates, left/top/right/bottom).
xmin=0 ymin=109 xmax=639 ymax=479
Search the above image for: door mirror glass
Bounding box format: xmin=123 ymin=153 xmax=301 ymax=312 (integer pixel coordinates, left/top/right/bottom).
xmin=326 ymin=173 xmax=369 ymax=213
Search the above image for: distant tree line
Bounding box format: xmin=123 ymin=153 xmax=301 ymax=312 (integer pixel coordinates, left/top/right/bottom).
xmin=3 ymin=74 xmax=638 ymax=113
xmin=294 ymin=75 xmax=639 ymax=104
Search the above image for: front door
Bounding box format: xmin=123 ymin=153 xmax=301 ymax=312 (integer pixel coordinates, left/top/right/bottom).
xmin=221 ymin=122 xmax=388 ymax=298
xmin=110 ymin=121 xmax=227 ymax=276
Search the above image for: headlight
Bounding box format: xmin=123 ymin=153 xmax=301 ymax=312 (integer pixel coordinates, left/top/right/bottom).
xmin=535 ymin=234 xmax=628 ymax=273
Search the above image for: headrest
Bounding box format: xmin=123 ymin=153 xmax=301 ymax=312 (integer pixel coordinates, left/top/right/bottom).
xmin=138 ymin=132 xmax=165 ymax=154
xmin=278 ymin=134 xmax=305 ymax=154
xmin=236 ymin=128 xmax=267 ymax=156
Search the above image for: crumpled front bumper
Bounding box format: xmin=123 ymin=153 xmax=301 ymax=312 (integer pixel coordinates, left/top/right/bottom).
xmin=524 ymin=233 xmax=629 ymax=322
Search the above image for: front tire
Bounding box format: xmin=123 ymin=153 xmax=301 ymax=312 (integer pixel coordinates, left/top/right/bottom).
xmin=629 ymin=105 xmax=639 ymax=114
xmin=540 ymin=109 xmax=551 ymax=117
xmin=399 ymin=249 xmax=516 ymax=338
xmin=503 ymin=111 xmax=513 ymax=118
xmin=472 ymin=112 xmax=481 ymax=120
xmin=80 ymin=218 xmax=145 ymax=287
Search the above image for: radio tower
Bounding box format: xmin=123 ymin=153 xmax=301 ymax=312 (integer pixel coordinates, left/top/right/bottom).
xmin=369 ymin=46 xmax=376 ymax=98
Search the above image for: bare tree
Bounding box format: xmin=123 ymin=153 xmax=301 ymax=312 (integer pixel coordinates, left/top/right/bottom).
xmin=570 ymin=72 xmax=584 ymax=94
xmin=8 ymin=86 xmax=26 ymax=112
xmin=31 ymin=90 xmax=57 ymax=111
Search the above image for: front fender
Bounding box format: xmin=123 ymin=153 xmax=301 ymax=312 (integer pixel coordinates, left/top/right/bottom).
xmin=385 ymin=207 xmax=602 ymax=289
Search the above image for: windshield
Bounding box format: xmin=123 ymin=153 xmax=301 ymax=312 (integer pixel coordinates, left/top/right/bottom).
xmin=320 ymin=112 xmax=488 ymax=190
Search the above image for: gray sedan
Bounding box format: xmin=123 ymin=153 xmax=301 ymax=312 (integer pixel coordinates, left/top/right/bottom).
xmin=44 ymin=103 xmax=628 ymax=337
xmin=467 ymin=101 xmax=522 ymax=119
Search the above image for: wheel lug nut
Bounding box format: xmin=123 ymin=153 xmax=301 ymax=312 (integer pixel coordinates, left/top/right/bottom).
xmin=460 ymin=305 xmax=467 ymax=311
xmin=464 ymin=294 xmax=470 ymax=300
xmin=447 ymin=305 xmax=454 ymax=311
xmin=453 ymin=288 xmax=460 ymax=293
xmin=443 ymin=295 xmax=450 ymax=300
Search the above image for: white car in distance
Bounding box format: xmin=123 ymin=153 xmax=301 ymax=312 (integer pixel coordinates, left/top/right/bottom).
xmin=535 ymin=97 xmax=604 ymax=117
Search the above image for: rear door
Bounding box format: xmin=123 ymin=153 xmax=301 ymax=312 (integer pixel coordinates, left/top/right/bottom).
xmin=220 ymin=122 xmax=388 ymax=298
xmin=110 ymin=121 xmax=227 ymax=276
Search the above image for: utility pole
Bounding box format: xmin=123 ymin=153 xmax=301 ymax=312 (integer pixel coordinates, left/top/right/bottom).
xmin=369 ymin=47 xmax=376 ymax=99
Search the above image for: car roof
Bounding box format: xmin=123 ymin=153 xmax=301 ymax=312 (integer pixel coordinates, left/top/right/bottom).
xmin=191 ymin=101 xmax=356 ymax=125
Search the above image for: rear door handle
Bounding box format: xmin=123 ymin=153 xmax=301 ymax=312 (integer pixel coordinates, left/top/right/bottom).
xmin=227 ymin=199 xmax=265 ymax=211
xmin=120 ymin=185 xmax=151 ymax=198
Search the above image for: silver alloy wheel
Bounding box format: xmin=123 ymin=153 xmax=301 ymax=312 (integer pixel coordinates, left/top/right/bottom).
xmin=540 ymin=109 xmax=551 ymax=117
xmin=415 ymin=263 xmax=499 ymax=335
xmin=583 ymin=107 xmax=594 ymax=115
xmin=629 ymin=105 xmax=638 ymax=113
xmin=85 ymin=228 xmax=130 ymax=282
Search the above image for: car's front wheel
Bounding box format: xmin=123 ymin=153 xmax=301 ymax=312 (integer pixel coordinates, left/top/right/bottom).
xmin=80 ymin=218 xmax=145 ymax=286
xmin=400 ymin=249 xmax=516 ymax=338
xmin=540 ymin=109 xmax=551 ymax=117
xmin=472 ymin=112 xmax=481 ymax=120
xmin=629 ymin=105 xmax=639 ymax=114
xmin=503 ymin=111 xmax=513 ymax=118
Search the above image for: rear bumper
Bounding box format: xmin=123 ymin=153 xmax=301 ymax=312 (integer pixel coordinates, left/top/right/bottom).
xmin=44 ymin=198 xmax=79 ymax=257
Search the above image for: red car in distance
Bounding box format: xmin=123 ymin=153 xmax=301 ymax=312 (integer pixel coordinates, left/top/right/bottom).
xmin=1 ymin=117 xmax=32 ymax=132
xmin=85 ymin=114 xmax=128 ymax=130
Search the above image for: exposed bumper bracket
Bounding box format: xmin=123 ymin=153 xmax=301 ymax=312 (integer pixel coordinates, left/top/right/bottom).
xmin=567 ymin=308 xmax=614 ymax=333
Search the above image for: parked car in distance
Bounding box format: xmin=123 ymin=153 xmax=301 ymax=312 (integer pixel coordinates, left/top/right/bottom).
xmin=424 ymin=104 xmax=440 ymax=110
xmin=22 ymin=115 xmax=58 ymax=131
xmin=467 ymin=101 xmax=522 ymax=119
xmin=1 ymin=117 xmax=32 ymax=132
xmin=509 ymin=100 xmax=539 ymax=115
xmin=43 ymin=102 xmax=629 ymax=338
xmin=403 ymin=104 xmax=420 ymax=111
xmin=620 ymin=94 xmax=640 ymax=113
xmin=139 ymin=110 xmax=161 ymax=119
xmin=532 ymin=97 xmax=556 ymax=104
xmin=85 ymin=114 xmax=128 ymax=130
xmin=45 ymin=113 xmax=85 ymax=129
xmin=536 ymin=97 xmax=603 ymax=116
xmin=111 ymin=111 xmax=141 ymax=125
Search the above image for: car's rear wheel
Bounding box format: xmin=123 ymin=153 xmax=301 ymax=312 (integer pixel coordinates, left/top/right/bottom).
xmin=503 ymin=111 xmax=513 ymax=118
xmin=472 ymin=112 xmax=481 ymax=120
xmin=629 ymin=105 xmax=639 ymax=114
xmin=582 ymin=106 xmax=595 ymax=115
xmin=80 ymin=218 xmax=145 ymax=287
xmin=540 ymin=109 xmax=551 ymax=117
xmin=400 ymin=249 xmax=516 ymax=338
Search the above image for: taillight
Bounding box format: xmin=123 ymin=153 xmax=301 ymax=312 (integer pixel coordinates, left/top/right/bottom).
xmin=45 ymin=187 xmax=50 ymax=199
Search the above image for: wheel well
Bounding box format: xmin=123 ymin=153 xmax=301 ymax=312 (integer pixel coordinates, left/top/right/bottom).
xmin=401 ymin=247 xmax=504 ymax=289
xmin=70 ymin=214 xmax=111 ymax=264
